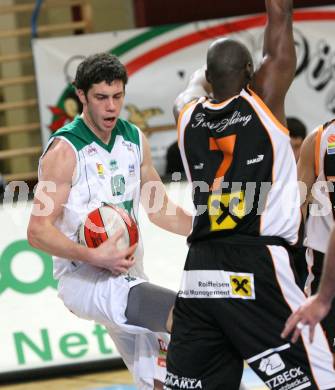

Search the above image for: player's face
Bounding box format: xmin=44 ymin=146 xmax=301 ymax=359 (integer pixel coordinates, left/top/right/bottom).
xmin=81 ymin=80 xmax=125 ymax=138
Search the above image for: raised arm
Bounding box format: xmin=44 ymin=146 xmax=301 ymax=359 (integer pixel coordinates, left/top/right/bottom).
xmin=252 ymin=0 xmax=296 ymax=124
xmin=27 ymin=139 xmax=136 ymax=275
xmin=173 ymin=66 xmax=212 ymax=123
xmin=140 ymin=133 xmax=192 ymax=235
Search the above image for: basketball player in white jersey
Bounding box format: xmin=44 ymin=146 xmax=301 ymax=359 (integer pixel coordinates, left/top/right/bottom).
xmin=282 ymin=224 xmax=335 ymax=344
xmin=27 ymin=53 xmax=192 ymax=390
xmin=282 ymin=119 xmax=335 ymax=352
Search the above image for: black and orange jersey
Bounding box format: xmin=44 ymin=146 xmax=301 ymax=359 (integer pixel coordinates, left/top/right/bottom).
xmin=178 ymin=87 xmax=300 ymax=244
xmin=305 ymin=118 xmax=335 ymax=254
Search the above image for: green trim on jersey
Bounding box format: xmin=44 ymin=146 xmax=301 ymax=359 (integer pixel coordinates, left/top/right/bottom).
xmin=50 ymin=116 xmax=140 ymax=152
xmin=115 ymin=118 xmax=140 ymax=146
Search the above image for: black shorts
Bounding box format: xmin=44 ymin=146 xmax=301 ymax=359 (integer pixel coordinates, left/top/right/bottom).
xmin=165 ymin=241 xmax=335 ymax=390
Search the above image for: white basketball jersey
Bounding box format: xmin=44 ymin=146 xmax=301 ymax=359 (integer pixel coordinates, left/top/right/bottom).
xmin=305 ymin=119 xmax=335 ymax=253
xmin=39 ymin=116 xmax=145 ymax=279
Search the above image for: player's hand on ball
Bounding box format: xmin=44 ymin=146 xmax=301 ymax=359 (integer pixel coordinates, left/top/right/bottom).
xmin=78 ymin=205 xmax=139 ymax=275
xmin=93 ymin=228 xmax=137 ymax=274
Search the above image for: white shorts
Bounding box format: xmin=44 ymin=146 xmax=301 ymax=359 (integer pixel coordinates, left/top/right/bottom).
xmin=57 ymin=263 xmax=169 ymax=389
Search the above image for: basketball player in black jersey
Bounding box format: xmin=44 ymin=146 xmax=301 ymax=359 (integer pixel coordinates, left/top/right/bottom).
xmin=164 ymin=0 xmax=335 ymax=389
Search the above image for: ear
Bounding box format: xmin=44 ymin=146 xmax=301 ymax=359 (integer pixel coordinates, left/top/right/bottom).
xmin=76 ymin=89 xmax=87 ymax=105
xmin=246 ymin=62 xmax=254 ymax=81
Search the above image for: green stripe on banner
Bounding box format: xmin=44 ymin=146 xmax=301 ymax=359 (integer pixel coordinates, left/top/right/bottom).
xmin=52 ymin=24 xmax=184 ymax=123
xmin=110 ymin=24 xmax=184 ymax=57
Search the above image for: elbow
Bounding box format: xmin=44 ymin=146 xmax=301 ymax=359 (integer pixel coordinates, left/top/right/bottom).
xmin=27 ymin=222 xmax=41 ymax=249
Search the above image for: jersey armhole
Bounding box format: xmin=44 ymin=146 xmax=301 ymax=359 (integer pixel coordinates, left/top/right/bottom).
xmin=314 ymin=125 xmax=324 ymax=177
xmin=39 ymin=136 xmax=80 ymax=184
xmin=244 ymin=87 xmax=289 ymax=137
xmin=177 ymin=99 xmax=198 ymax=146
xmin=137 ymin=127 xmax=144 ymax=165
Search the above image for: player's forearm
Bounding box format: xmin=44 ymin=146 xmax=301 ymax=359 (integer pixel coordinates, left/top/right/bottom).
xmin=266 ymin=0 xmax=293 ymax=18
xmin=148 ymin=197 xmax=192 ymax=236
xmin=263 ymin=0 xmax=294 ymax=60
xmin=27 ymin=220 xmax=95 ymax=264
xmin=317 ymin=227 xmax=335 ymax=305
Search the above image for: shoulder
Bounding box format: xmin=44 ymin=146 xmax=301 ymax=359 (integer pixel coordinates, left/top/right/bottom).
xmin=174 ymin=97 xmax=200 ymax=124
xmin=50 ymin=117 xmax=88 ymax=151
xmin=43 ymin=138 xmax=76 ymax=164
xmin=298 ymin=128 xmax=318 ymax=173
xmin=116 ymin=118 xmax=141 ymax=146
xmin=301 ymin=129 xmax=317 ymax=155
xmin=40 ymin=139 xmax=76 ymax=182
xmin=323 ymin=118 xmax=335 ymax=133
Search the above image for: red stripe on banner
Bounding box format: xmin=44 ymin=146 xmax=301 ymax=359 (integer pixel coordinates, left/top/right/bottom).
xmin=125 ymin=10 xmax=335 ymax=76
xmin=126 ymin=15 xmax=266 ymax=75
xmin=293 ymin=10 xmax=335 ymax=21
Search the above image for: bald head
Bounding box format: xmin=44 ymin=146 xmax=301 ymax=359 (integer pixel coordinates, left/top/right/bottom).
xmin=206 ymin=38 xmax=254 ymax=95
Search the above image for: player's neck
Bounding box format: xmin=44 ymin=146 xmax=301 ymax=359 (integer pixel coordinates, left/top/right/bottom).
xmin=81 ymin=112 xmax=111 ymax=144
xmin=212 ymin=80 xmax=247 ymax=102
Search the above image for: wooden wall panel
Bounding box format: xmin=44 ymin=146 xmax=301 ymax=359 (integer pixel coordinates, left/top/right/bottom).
xmin=133 ymin=0 xmax=335 ymax=27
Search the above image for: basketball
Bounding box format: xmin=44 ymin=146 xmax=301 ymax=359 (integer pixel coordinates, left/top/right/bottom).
xmin=79 ymin=204 xmax=139 ymax=250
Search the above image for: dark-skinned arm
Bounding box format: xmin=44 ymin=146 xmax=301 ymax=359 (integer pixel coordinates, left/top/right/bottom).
xmin=252 ymin=0 xmax=296 ymax=125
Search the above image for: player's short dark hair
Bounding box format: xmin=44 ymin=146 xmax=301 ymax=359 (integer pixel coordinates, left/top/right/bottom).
xmin=73 ymin=52 xmax=128 ymax=95
xmin=287 ymin=117 xmax=307 ymax=139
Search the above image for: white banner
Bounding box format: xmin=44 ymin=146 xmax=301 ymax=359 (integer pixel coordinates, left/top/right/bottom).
xmin=0 ymin=183 xmax=190 ymax=374
xmin=33 ymin=6 xmax=335 ymax=176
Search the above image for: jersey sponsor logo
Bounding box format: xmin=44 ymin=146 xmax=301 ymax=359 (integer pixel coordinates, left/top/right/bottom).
xmin=191 ymin=111 xmax=252 ymax=133
xmin=122 ymin=140 xmax=134 ymax=151
xmin=193 ymin=162 xmax=204 ymax=170
xmin=165 ymin=372 xmax=202 ymax=389
xmin=86 ymin=145 xmax=97 ymax=156
xmin=327 ymin=141 xmax=335 ymax=154
xmin=247 ymin=154 xmax=264 ymax=165
xmin=247 ymin=345 xmax=311 ymax=389
xmin=178 ymin=270 xmax=255 ymax=300
xmin=128 ymin=164 xmax=135 ymax=176
xmin=230 ymin=275 xmax=252 ymax=297
xmin=109 ymin=159 xmax=118 ymax=171
xmin=124 ymin=274 xmax=137 ymax=282
xmin=208 ymin=191 xmax=246 ymax=230
xmin=265 ymin=367 xmax=310 ymax=389
xmin=96 ymin=163 xmax=105 ymax=178
xmin=259 ymin=353 xmax=285 ymax=376
xmin=111 ymin=174 xmax=125 ymax=196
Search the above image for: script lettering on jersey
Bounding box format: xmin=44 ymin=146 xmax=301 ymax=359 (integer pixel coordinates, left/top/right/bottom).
xmin=192 ymin=111 xmax=252 ymax=133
